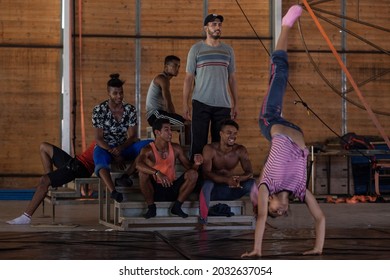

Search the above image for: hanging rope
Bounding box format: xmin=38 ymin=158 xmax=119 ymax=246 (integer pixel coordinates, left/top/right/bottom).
xmin=235 ymin=0 xmax=389 ymax=158
xmin=302 ymin=0 xmax=390 ymax=149
xmin=297 ymin=21 xmax=390 ymax=116
xmin=78 ymin=0 xmax=86 ymax=152
xmin=310 ymin=6 xmax=390 ymax=33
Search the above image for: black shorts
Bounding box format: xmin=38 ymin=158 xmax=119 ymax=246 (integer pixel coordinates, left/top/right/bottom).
xmin=47 ymin=145 xmax=91 ymax=188
xmin=147 ymin=110 xmax=185 ymax=126
xmin=152 ymin=173 xmax=185 ymax=201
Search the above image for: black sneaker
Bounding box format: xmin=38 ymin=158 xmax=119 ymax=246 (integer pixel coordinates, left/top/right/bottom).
xmin=171 ymin=205 xmax=189 ymax=218
xmin=115 ymin=174 xmax=134 ymax=187
xmin=110 ymin=190 xmax=123 ymax=203
xmin=144 ymin=204 xmax=156 ymax=219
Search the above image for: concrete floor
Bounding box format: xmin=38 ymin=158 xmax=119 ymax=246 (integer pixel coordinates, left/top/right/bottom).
xmin=2 ymin=199 xmax=390 ymax=231
xmin=1 ymin=199 xmax=390 ymax=260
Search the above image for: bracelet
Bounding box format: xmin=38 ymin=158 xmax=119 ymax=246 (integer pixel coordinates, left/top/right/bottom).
xmin=154 ymin=170 xmax=159 ymax=176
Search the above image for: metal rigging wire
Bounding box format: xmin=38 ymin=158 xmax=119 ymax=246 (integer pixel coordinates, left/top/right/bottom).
xmin=235 ymin=0 xmax=390 ymax=118
xmin=234 ymin=0 xmax=389 ymax=159
xmin=297 ymin=6 xmax=390 ymax=116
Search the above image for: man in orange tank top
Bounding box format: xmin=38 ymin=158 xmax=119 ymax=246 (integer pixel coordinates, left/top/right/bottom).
xmin=136 ymin=118 xmax=203 ymax=218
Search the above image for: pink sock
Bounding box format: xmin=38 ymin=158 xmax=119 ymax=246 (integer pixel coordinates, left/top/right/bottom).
xmin=282 ymin=5 xmax=303 ymax=27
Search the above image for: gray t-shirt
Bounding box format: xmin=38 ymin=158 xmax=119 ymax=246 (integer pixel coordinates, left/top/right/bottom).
xmin=145 ymin=78 xmax=165 ymax=119
xmin=186 ymin=41 xmax=235 ymax=108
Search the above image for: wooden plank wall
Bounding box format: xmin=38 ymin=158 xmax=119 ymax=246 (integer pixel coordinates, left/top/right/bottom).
xmin=0 ymin=1 xmax=62 ymax=187
xmin=0 ymin=0 xmax=389 ymax=189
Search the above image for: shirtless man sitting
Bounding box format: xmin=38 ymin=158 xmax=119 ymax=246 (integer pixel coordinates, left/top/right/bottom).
xmin=198 ymin=119 xmax=255 ymax=226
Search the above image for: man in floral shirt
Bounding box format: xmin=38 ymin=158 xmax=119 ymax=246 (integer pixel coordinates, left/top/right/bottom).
xmin=92 ymin=73 xmax=152 ymax=202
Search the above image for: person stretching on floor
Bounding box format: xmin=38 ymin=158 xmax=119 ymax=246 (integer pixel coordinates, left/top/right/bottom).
xmin=6 ymin=141 xmax=96 ymax=225
xmin=241 ymin=5 xmax=325 ymax=258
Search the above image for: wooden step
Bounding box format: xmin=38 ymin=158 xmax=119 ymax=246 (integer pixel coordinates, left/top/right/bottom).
xmin=115 ymin=200 xmax=248 ymax=217
xmin=44 ymin=178 xmax=101 ymax=224
xmin=44 ymin=196 xmax=98 ymax=205
xmin=119 ymin=189 xmax=199 ymax=202
xmin=120 ymin=215 xmax=255 ymax=231
xmin=47 ymin=177 xmax=101 ymax=199
xmin=47 ymin=187 xmax=82 ymax=199
xmin=98 ymin=177 xmax=255 ymax=231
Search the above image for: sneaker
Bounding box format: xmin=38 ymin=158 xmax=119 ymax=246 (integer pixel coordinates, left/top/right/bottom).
xmin=110 ymin=190 xmax=123 ymax=203
xmin=171 ymin=205 xmax=189 ymax=218
xmin=144 ymin=204 xmax=156 ymax=219
xmin=115 ymin=174 xmax=133 ymax=187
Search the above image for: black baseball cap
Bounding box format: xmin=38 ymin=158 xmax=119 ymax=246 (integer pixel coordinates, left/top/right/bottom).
xmin=204 ymin=14 xmax=224 ymax=26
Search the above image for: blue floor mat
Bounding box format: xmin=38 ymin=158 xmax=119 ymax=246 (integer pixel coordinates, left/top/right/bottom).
xmin=0 ymin=189 xmax=34 ymax=200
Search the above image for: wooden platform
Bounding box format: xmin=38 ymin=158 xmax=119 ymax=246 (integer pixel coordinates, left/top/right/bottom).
xmin=44 ymin=177 xmax=101 ymax=222
xmin=98 ymin=181 xmax=255 ymax=231
xmin=42 ymin=170 xmax=255 ymax=231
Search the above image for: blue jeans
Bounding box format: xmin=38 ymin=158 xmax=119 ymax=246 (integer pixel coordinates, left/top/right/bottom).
xmin=198 ymin=178 xmax=255 ymax=224
xmin=259 ymin=50 xmax=302 ymax=141
xmin=93 ymin=139 xmax=153 ymax=175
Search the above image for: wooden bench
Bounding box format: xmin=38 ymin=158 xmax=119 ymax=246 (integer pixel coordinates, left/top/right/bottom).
xmin=98 ymin=180 xmax=255 ymax=231
xmin=44 ymin=177 xmax=101 ymax=223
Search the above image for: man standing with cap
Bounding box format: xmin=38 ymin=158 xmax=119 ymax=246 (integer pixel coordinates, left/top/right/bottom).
xmin=183 ymin=13 xmax=238 ymax=160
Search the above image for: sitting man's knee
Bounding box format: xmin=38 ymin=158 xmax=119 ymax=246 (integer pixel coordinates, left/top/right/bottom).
xmin=185 ymin=169 xmax=198 ymax=182
xmin=94 ymin=164 xmax=110 ymax=177
xmin=138 ymin=171 xmax=150 ymax=180
xmin=39 ymin=142 xmax=52 ymax=154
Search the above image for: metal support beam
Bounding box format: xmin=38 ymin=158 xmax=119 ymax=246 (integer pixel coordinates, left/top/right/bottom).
xmin=61 ymin=0 xmax=72 ymax=154
xmin=135 ymin=0 xmax=142 ymax=137
xmin=272 ymin=0 xmax=282 ymax=52
xmin=341 ymin=0 xmax=348 ymax=135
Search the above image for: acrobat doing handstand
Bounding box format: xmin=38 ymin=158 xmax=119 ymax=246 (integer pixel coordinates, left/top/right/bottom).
xmin=242 ymin=4 xmax=326 ymax=258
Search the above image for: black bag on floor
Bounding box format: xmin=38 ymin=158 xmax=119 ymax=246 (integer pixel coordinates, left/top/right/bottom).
xmin=208 ymin=203 xmax=235 ymax=217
